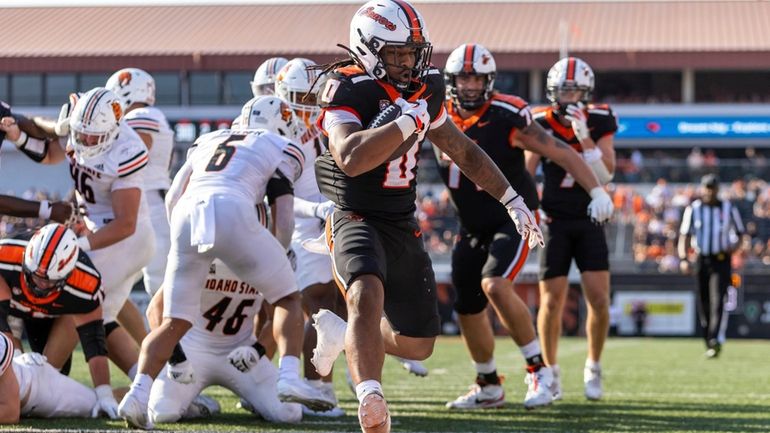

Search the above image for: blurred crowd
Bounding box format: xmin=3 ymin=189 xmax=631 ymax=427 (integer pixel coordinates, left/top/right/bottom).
xmin=615 ymin=177 xmax=770 ymax=273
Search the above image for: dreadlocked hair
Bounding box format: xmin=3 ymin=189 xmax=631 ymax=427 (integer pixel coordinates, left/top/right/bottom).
xmin=305 ymin=44 xmax=364 ymax=103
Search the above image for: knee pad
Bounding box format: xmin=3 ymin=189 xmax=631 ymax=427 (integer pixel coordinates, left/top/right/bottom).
xmin=104 ymin=321 xmax=121 ymax=337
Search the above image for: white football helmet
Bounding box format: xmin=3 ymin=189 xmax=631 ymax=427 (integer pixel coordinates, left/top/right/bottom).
xmin=274 ymin=58 xmax=321 ymax=127
xmin=69 ymin=87 xmax=123 ymax=159
xmin=546 ymin=57 xmax=595 ymax=112
xmin=444 ymin=43 xmax=497 ymax=110
xmin=251 ymin=57 xmax=289 ymax=96
xmin=349 ymin=0 xmax=432 ymax=91
xmin=23 ymin=223 xmax=79 ymax=298
xmin=239 ymin=95 xmax=301 ymax=141
xmin=105 ymin=68 xmax=156 ymax=110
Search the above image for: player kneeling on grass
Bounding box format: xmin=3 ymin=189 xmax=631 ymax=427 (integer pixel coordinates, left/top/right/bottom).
xmin=0 ymin=224 xmax=120 ymax=418
xmin=0 ymin=331 xmax=108 ymax=423
xmin=144 ymin=259 xmax=302 ymax=425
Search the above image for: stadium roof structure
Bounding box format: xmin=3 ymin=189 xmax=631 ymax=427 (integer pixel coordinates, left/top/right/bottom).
xmin=1 ymin=0 xmax=770 ymax=72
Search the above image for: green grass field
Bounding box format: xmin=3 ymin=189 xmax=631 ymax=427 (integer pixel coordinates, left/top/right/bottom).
xmin=3 ymin=337 xmax=769 ymax=432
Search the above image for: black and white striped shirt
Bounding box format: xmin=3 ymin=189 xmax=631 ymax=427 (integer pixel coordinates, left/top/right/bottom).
xmin=679 ymin=199 xmax=745 ymax=256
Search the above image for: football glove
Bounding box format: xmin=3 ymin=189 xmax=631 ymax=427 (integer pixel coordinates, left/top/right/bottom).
xmin=504 ymin=194 xmax=544 ymax=249
xmin=227 ymin=345 xmax=261 ymax=373
xmin=587 ymin=187 xmax=614 ymax=224
xmin=395 ymin=98 xmax=429 ymax=142
xmin=564 ymin=102 xmax=590 ymax=142
xmin=91 ymin=384 xmax=119 ymax=419
xmin=313 ymin=200 xmax=334 ymax=224
xmin=54 ymin=93 xmax=80 ymax=137
xmin=167 ymin=359 xmax=195 ymax=384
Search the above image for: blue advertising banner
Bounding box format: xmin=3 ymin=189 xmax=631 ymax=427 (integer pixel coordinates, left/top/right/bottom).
xmin=616 ymin=116 xmax=770 ymax=140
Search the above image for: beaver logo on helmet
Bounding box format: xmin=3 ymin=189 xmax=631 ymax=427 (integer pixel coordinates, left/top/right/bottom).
xmin=117 ymin=70 xmax=132 ymax=88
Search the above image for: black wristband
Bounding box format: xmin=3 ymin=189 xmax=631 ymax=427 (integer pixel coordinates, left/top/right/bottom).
xmin=252 ymin=341 xmax=266 ymax=358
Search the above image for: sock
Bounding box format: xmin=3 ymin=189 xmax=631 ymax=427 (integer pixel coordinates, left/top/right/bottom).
xmin=279 ymin=355 xmax=300 ymax=380
xmin=585 ymin=358 xmax=600 ymax=370
xmin=127 ymin=363 xmax=138 ymax=381
xmin=520 ymin=339 xmax=544 ymax=368
xmin=130 ymin=373 xmax=153 ymax=403
xmin=473 ymin=358 xmax=499 ymax=385
xmin=473 ymin=358 xmax=496 ymax=374
xmin=169 ymin=343 xmax=187 ymax=365
xmin=355 ymin=379 xmax=383 ymax=404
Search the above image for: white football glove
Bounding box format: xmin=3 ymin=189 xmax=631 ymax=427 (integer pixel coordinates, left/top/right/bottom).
xmin=395 ymin=97 xmax=430 ymax=142
xmin=227 ymin=346 xmax=261 ymax=373
xmin=504 ymin=194 xmax=544 ymax=249
xmin=167 ymin=359 xmax=195 ymax=384
xmin=16 ymin=351 xmax=47 ymax=366
xmin=564 ymin=102 xmax=590 ymax=142
xmin=54 ymin=93 xmax=80 ymax=137
xmin=91 ymin=384 xmax=119 ymax=419
xmin=587 ymin=187 xmax=614 ymax=224
xmin=313 ymin=200 xmax=335 ymax=223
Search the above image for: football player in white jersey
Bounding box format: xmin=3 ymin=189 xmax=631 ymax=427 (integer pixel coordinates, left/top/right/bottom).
xmin=275 ymin=58 xmax=347 ymax=417
xmin=144 ymin=259 xmax=301 ymax=424
xmin=118 ymin=96 xmax=335 ymax=429
xmin=1 ymin=88 xmax=154 ymax=382
xmin=232 ymin=57 xmax=289 ymax=129
xmin=106 ymin=68 xmax=174 ymax=298
xmin=1 ymin=332 xmax=100 ymax=423
xmin=252 ymin=57 xmax=289 ymax=96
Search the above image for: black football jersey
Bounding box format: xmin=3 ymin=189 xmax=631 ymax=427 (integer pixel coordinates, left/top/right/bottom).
xmin=435 ymin=94 xmax=539 ymax=235
xmin=315 ymin=65 xmax=447 ymax=221
xmin=0 ymin=233 xmax=103 ymax=319
xmin=534 ymin=104 xmax=617 ymax=220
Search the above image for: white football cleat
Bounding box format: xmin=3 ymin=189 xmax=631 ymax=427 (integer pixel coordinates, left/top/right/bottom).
xmin=183 ymin=394 xmax=221 ymax=419
xmin=584 ymin=364 xmax=603 ymax=401
xmin=549 ymin=365 xmax=563 ymax=401
xmin=394 ymin=356 xmax=428 ymax=377
xmin=524 ymin=366 xmax=554 ymax=409
xmin=118 ymin=392 xmax=153 ymax=430
xmin=277 ymin=375 xmax=336 ymax=412
xmin=446 ymin=381 xmax=505 ymax=410
xmin=302 ymin=380 xmax=345 ymax=417
xmin=310 ymin=309 xmax=347 ymax=377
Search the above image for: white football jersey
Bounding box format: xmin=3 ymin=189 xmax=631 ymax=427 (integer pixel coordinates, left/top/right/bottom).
xmin=181 ymin=259 xmax=265 ymax=352
xmin=125 ymin=106 xmax=174 ymax=191
xmin=184 ymin=129 xmax=304 ymax=204
xmin=293 ymin=126 xmax=326 ymax=202
xmin=68 ymin=122 xmax=150 ymax=230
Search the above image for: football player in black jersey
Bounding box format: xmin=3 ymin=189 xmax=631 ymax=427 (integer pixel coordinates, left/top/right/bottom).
xmin=0 ymin=224 xmax=119 ymax=417
xmin=438 ymin=44 xmax=613 ymax=411
xmin=311 ymin=1 xmax=547 ymax=431
xmin=526 ymin=57 xmax=617 ymax=402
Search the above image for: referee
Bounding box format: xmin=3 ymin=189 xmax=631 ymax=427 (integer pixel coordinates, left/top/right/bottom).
xmin=678 ymin=174 xmax=744 ymax=358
